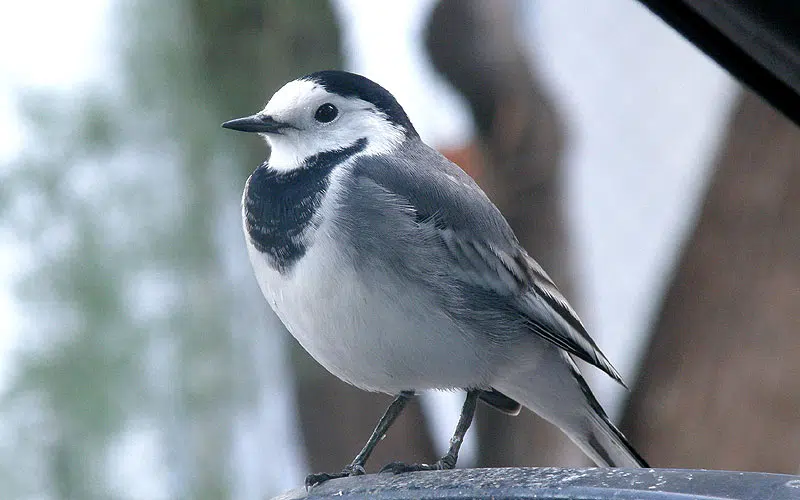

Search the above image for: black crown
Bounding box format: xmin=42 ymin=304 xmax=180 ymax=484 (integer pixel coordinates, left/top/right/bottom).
xmin=303 ymin=70 xmax=419 ymax=138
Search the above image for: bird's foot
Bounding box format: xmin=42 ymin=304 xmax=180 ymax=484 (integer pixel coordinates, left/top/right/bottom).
xmin=305 ymin=464 xmax=366 ymax=489
xmin=379 ymin=454 xmax=456 ymax=475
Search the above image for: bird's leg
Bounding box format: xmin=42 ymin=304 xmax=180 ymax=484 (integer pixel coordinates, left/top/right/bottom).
xmin=305 ymin=391 xmax=414 ymax=488
xmin=380 ymin=389 xmax=479 ymax=475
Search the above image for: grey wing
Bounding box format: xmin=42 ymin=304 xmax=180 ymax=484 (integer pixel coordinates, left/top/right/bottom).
xmin=348 ymin=142 xmax=625 ymax=386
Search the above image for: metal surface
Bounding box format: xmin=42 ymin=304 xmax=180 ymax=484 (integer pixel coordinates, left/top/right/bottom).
xmin=274 ymin=467 xmax=800 ymax=499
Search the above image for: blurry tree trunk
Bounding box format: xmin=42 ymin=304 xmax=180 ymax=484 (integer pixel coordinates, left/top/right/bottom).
xmin=192 ymin=0 xmax=436 ymax=477
xmin=622 ymin=89 xmax=800 ymax=473
xmin=427 ymin=0 xmax=585 ymax=467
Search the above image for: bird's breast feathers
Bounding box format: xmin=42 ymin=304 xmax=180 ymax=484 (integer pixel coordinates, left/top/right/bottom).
xmin=244 ymin=161 xmax=493 ymax=393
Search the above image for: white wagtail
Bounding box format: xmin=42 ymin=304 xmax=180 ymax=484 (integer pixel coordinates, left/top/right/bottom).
xmin=222 ymin=70 xmax=648 ymax=487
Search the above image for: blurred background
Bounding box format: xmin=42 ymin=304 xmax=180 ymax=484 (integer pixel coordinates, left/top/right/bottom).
xmin=0 ymin=0 xmax=798 ymax=498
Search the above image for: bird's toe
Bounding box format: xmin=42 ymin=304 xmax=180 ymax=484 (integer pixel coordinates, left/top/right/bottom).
xmin=305 ymin=464 xmax=366 ymax=489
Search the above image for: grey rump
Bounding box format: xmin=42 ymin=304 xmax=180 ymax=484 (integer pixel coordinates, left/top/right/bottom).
xmin=222 ymin=70 xmax=648 ymax=488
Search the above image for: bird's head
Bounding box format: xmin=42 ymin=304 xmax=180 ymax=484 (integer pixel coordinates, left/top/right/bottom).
xmin=223 ymin=70 xmax=418 ymax=171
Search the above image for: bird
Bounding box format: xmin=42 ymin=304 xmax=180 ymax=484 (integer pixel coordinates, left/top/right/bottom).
xmin=222 ymin=70 xmax=648 ymax=487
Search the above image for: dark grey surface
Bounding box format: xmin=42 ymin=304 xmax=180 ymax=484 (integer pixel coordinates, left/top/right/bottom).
xmin=274 ymin=467 xmax=800 ymax=500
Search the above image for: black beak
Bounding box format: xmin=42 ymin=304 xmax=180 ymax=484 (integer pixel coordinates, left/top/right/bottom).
xmin=221 ymin=114 xmax=288 ymax=133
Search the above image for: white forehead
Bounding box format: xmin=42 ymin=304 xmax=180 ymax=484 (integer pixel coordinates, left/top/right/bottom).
xmin=262 ymin=79 xmax=330 ymax=116
xmin=257 ymin=77 xmax=407 ymax=171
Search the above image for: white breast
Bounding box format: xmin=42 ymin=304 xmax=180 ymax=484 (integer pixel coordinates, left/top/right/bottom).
xmin=243 ymin=175 xmax=492 ymax=394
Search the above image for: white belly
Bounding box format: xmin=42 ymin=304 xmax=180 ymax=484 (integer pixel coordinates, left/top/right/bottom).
xmin=245 ymin=227 xmax=492 ymax=394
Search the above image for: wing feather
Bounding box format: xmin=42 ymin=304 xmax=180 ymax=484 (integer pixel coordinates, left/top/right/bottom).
xmin=348 ymin=144 xmax=625 ymax=385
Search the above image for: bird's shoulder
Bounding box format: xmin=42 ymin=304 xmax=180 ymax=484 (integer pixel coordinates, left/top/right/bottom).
xmin=348 ymin=139 xmax=517 ymax=246
xmin=344 ymin=139 xmax=553 ymax=303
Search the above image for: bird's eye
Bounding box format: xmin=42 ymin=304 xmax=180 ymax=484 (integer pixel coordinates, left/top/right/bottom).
xmin=314 ymin=103 xmax=338 ymax=123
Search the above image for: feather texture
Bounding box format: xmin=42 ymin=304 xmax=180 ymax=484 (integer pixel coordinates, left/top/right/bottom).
xmin=346 ymin=139 xmax=625 ymax=386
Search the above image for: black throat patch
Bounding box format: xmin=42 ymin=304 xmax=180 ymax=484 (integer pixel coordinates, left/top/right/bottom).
xmin=243 ymin=138 xmax=367 ymax=273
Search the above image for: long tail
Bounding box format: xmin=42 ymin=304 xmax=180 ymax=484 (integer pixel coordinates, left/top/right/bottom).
xmin=493 ymin=349 xmax=649 ymax=468
xmin=570 ymin=369 xmax=649 ymax=467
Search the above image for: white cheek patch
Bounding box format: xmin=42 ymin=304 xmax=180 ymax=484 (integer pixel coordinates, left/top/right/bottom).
xmin=266 ymin=110 xmax=405 ymax=172
xmin=258 ymin=78 xmax=407 ymax=172
xmin=353 ymin=111 xmax=406 ymax=156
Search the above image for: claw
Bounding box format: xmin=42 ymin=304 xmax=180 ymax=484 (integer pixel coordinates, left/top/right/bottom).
xmin=305 ymin=472 xmax=339 ymax=489
xmin=305 ymin=464 xmax=366 ymax=489
xmin=380 ymin=461 xmax=411 ymax=474
xmin=347 ymin=464 xmax=366 ymax=476
xmin=379 ymin=460 xmax=447 ymax=474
